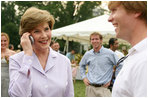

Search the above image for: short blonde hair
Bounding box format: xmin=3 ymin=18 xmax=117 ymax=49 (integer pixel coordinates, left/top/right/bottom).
xmin=1 ymin=32 xmax=10 ymax=47
xmin=108 ymin=1 xmax=147 ymax=24
xmin=90 ymin=32 xmax=103 ymax=40
xmin=19 ymin=7 xmax=55 ymax=36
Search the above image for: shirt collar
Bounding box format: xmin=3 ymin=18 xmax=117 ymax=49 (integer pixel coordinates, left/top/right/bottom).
xmin=31 ymin=47 xmax=57 ymax=74
xmin=92 ymin=46 xmax=104 ymax=53
xmin=49 ymin=47 xmax=57 ymax=58
xmin=128 ymin=38 xmax=147 ymax=55
xmin=32 ymin=47 xmax=57 ymax=58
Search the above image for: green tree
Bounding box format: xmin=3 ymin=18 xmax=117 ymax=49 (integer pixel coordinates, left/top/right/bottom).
xmin=2 ymin=23 xmax=19 ymax=49
xmin=1 ymin=1 xmax=18 ymax=26
xmin=1 ymin=1 xmax=20 ymax=49
xmin=75 ymin=1 xmax=102 ymax=22
xmin=15 ymin=1 xmax=45 ymax=17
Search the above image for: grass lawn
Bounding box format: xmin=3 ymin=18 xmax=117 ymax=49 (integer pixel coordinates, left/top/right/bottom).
xmin=74 ymin=80 xmax=86 ymax=97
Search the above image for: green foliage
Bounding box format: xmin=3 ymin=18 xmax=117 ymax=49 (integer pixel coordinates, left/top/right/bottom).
xmin=75 ymin=1 xmax=102 ymax=22
xmin=1 ymin=1 xmax=18 ymax=26
xmin=75 ymin=54 xmax=83 ymax=64
xmin=1 ymin=1 xmax=20 ymax=49
xmin=14 ymin=1 xmax=104 ymax=29
xmin=103 ymin=43 xmax=109 ymax=48
xmin=1 ymin=22 xmax=20 ymax=49
xmin=69 ymin=41 xmax=81 ymax=53
xmin=118 ymin=43 xmax=131 ymax=55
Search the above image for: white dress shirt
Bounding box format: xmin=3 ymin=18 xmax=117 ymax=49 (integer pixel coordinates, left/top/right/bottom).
xmin=8 ymin=48 xmax=74 ymax=97
xmin=115 ymin=50 xmax=124 ymax=59
xmin=112 ymin=38 xmax=147 ymax=97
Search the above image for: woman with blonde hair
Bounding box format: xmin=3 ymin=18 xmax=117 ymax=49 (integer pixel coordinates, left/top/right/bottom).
xmin=1 ymin=32 xmax=16 ymax=63
xmin=8 ymin=7 xmax=74 ymax=97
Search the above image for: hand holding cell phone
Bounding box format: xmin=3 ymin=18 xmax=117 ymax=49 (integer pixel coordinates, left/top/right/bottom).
xmin=29 ymin=35 xmax=34 ymax=44
xmin=20 ymin=32 xmax=33 ymax=56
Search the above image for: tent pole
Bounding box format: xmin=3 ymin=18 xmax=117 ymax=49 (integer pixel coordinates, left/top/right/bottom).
xmin=66 ymin=37 xmax=69 ymax=53
xmin=63 ymin=42 xmax=66 ymax=55
xmin=80 ymin=44 xmax=82 ymax=55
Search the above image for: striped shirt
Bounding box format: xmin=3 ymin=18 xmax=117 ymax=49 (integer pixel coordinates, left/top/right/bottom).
xmin=79 ymin=46 xmax=122 ymax=84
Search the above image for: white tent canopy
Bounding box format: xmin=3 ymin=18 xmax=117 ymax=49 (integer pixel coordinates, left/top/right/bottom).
xmin=52 ymin=15 xmax=129 ymax=53
xmin=52 ymin=15 xmax=116 ymax=44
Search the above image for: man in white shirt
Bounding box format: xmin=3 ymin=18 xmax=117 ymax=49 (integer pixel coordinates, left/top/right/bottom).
xmin=109 ymin=38 xmax=124 ymax=59
xmin=108 ymin=1 xmax=147 ymax=97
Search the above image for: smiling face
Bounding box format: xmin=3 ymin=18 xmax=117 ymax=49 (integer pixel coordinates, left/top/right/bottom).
xmin=108 ymin=5 xmax=135 ymax=41
xmin=1 ymin=35 xmax=9 ymax=50
xmin=53 ymin=42 xmax=60 ymax=52
xmin=31 ymin=22 xmax=51 ymax=52
xmin=112 ymin=40 xmax=119 ymax=51
xmin=90 ymin=34 xmax=102 ymax=50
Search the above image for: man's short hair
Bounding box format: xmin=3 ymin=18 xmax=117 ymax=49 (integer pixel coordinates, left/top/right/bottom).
xmin=90 ymin=32 xmax=103 ymax=40
xmin=109 ymin=38 xmax=118 ymax=48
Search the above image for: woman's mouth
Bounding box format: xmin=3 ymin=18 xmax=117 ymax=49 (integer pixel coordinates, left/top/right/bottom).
xmin=39 ymin=40 xmax=48 ymax=44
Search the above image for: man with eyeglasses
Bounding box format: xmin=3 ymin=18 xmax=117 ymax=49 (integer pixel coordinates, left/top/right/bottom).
xmin=109 ymin=38 xmax=124 ymax=59
xmin=108 ymin=1 xmax=147 ymax=97
xmin=79 ymin=32 xmax=122 ymax=97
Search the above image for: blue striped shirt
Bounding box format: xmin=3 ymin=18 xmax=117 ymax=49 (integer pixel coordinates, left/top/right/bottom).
xmin=79 ymin=46 xmax=122 ymax=84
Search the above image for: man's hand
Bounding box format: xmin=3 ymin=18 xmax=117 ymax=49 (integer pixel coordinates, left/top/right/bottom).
xmin=103 ymin=81 xmax=111 ymax=88
xmin=83 ymin=78 xmax=90 ymax=86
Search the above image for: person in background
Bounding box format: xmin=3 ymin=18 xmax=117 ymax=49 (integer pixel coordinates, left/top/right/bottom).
xmin=66 ymin=49 xmax=75 ymax=64
xmin=50 ymin=40 xmax=55 ymax=49
xmin=108 ymin=1 xmax=147 ymax=97
xmin=109 ymin=38 xmax=124 ymax=59
xmin=1 ymin=33 xmax=16 ymax=97
xmin=8 ymin=7 xmax=74 ymax=97
xmin=66 ymin=49 xmax=77 ymax=83
xmin=1 ymin=32 xmax=16 ymax=63
xmin=79 ymin=32 xmax=122 ymax=97
xmin=9 ymin=44 xmax=14 ymax=50
xmin=53 ymin=42 xmax=60 ymax=52
xmin=52 ymin=42 xmax=64 ymax=54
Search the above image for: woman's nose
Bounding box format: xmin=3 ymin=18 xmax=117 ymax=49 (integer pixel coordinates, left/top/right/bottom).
xmin=41 ymin=31 xmax=47 ymax=37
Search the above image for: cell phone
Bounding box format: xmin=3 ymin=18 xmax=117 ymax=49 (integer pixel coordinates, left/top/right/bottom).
xmin=29 ymin=35 xmax=34 ymax=44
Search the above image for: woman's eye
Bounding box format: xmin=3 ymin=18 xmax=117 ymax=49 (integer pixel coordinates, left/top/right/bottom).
xmin=45 ymin=27 xmax=49 ymax=31
xmin=34 ymin=30 xmax=39 ymax=33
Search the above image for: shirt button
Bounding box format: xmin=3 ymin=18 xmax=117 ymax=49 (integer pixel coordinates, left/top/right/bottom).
xmin=44 ymin=85 xmax=48 ymax=89
xmin=44 ymin=76 xmax=47 ymax=78
xmin=28 ymin=59 xmax=32 ymax=63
